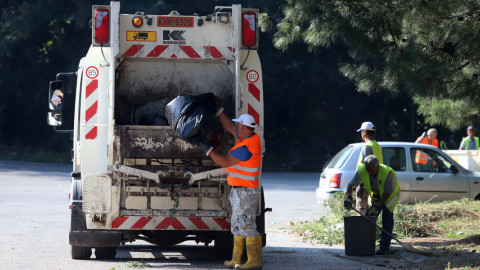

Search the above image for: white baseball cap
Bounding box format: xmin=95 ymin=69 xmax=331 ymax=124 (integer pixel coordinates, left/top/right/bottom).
xmin=357 ymin=121 xmax=375 ymax=132
xmin=232 ymin=114 xmax=256 ymax=128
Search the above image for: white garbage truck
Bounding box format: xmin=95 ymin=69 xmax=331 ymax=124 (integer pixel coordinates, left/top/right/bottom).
xmin=47 ymin=1 xmax=267 ymax=259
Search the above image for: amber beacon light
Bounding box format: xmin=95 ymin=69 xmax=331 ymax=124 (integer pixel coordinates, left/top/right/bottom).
xmin=132 ymin=16 xmax=143 ymax=27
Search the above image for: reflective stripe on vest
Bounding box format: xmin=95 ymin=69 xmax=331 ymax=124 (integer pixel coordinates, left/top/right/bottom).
xmin=463 ymin=136 xmax=480 ymax=150
xmin=357 ymin=164 xmax=400 ymax=212
xmin=357 ymin=140 xmax=383 ymax=168
xmin=226 ymin=133 xmax=262 ymax=188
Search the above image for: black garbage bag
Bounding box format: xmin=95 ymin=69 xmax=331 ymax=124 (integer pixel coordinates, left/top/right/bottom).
xmin=131 ymin=99 xmax=169 ymax=126
xmin=165 ymin=93 xmax=223 ymax=148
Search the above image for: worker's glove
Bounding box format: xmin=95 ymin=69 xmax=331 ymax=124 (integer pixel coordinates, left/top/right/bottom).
xmin=198 ymin=140 xmax=213 ymax=156
xmin=344 ymin=194 xmax=353 ymax=210
xmin=422 ymin=131 xmax=427 ymax=138
xmin=367 ymin=204 xmax=383 ymax=217
xmin=215 ymin=107 xmax=224 ymax=117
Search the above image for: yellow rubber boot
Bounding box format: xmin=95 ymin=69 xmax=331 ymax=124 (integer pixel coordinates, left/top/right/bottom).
xmin=224 ymin=235 xmax=245 ymax=268
xmin=234 ymin=236 xmax=262 ymax=269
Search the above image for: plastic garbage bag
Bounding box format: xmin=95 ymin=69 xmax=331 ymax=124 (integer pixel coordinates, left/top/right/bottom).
xmin=165 ymin=93 xmax=223 ymax=148
xmin=131 ymin=99 xmax=169 ymax=126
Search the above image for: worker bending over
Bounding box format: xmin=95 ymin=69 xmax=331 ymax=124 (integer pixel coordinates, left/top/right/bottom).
xmin=344 ymin=155 xmax=400 ymax=255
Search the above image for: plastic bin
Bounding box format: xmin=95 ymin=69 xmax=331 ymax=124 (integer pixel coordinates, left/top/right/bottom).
xmin=344 ymin=215 xmax=376 ymax=256
xmin=444 ymin=150 xmax=480 ymax=172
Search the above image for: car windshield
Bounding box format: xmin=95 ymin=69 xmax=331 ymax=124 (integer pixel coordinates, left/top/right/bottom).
xmin=326 ymin=145 xmax=354 ymax=169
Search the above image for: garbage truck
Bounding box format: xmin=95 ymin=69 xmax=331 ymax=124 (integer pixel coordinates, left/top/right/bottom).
xmin=46 ymin=1 xmax=267 ymax=259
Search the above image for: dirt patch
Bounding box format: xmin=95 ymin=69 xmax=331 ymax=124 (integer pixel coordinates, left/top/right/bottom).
xmin=399 ymin=236 xmax=480 ymax=269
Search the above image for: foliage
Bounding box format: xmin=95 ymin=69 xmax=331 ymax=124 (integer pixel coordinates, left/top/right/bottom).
xmin=293 ymin=191 xmax=352 ymax=245
xmin=0 ymin=0 xmax=467 ymax=171
xmin=271 ymin=0 xmax=480 ymax=130
xmin=295 ymin=195 xmax=480 ymax=245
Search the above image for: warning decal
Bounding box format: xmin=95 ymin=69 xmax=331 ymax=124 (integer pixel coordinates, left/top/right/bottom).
xmin=157 ymin=16 xmax=194 ymax=28
xmin=127 ymin=31 xmax=157 ymax=42
xmin=246 ymin=70 xmax=259 ymax=83
xmin=86 ymin=66 xmax=99 ymax=79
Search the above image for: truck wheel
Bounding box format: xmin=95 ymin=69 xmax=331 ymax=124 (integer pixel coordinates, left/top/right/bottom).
xmin=95 ymin=247 xmax=117 ymax=260
xmin=71 ymin=246 xmax=91 ymax=260
xmin=255 ymin=187 xmax=266 ymax=247
xmin=214 ymin=232 xmax=233 ymax=259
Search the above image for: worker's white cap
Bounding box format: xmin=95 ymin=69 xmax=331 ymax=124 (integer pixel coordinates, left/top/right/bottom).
xmin=357 ymin=121 xmax=375 ymax=132
xmin=232 ymin=114 xmax=256 ymax=128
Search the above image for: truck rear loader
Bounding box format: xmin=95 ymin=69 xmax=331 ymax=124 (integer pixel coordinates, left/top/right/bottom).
xmin=47 ymin=1 xmax=267 ymax=259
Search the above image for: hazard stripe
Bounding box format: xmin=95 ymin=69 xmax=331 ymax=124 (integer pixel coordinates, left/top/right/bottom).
xmin=147 ymin=45 xmax=168 ymax=57
xmin=123 ymin=45 xmax=144 ymax=57
xmin=112 ymin=217 xmax=128 ymax=228
xmin=85 ymin=101 xmax=98 ymax=123
xmin=213 ymin=218 xmax=231 ymax=230
xmin=180 ymin=46 xmax=201 ymax=58
xmin=248 ymin=83 xmax=260 ymax=102
xmin=228 ymin=47 xmax=232 ymax=52
xmin=86 ymin=80 xmax=98 ymax=99
xmin=204 ymin=46 xmax=223 ymax=58
xmin=155 ymin=217 xmax=187 ymax=230
xmin=188 ymin=217 xmax=210 ymax=230
xmin=131 ymin=217 xmax=152 ymax=229
xmin=85 ymin=126 xmax=97 ymax=140
xmin=248 ymin=104 xmax=260 ymax=125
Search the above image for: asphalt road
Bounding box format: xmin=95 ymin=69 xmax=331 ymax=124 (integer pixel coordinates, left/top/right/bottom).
xmin=0 ymin=160 xmax=421 ymax=269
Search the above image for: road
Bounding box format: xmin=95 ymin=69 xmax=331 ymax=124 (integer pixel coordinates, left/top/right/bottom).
xmin=0 ymin=161 xmax=425 ymax=269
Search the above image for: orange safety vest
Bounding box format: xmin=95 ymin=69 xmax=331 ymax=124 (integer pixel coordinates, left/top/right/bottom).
xmin=226 ymin=133 xmax=262 ymax=188
xmin=415 ymin=137 xmax=438 ymax=165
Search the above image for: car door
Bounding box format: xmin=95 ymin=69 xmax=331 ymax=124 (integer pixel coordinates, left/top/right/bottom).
xmin=409 ymin=147 xmax=469 ymax=203
xmin=382 ymin=146 xmax=410 ymax=203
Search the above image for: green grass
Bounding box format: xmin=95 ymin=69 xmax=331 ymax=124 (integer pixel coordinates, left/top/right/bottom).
xmin=293 ymin=193 xmax=480 ymax=245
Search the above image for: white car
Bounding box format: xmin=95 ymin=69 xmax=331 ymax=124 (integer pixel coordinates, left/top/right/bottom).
xmin=316 ymin=142 xmax=480 ymax=204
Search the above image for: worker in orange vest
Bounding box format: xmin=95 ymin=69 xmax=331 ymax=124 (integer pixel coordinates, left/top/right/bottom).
xmin=414 ymin=128 xmax=438 ymax=171
xmin=201 ymin=110 xmax=263 ymax=270
xmin=415 ymin=128 xmax=438 ymax=147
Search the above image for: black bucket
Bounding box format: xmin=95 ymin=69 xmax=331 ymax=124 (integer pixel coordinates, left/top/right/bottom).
xmin=344 ymin=215 xmax=376 ymax=256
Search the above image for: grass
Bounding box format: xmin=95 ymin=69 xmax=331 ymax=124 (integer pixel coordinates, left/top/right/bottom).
xmin=293 ymin=192 xmax=480 ymax=245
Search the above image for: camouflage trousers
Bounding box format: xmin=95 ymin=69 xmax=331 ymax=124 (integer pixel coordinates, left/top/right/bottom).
xmin=229 ymin=186 xmax=260 ymax=238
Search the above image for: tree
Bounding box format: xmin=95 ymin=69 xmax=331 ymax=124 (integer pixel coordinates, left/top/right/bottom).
xmin=269 ymin=0 xmax=480 ymax=130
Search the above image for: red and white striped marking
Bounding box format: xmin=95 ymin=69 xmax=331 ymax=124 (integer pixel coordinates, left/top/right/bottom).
xmin=85 ymin=78 xmax=98 ymax=140
xmin=111 ymin=216 xmax=231 ymax=231
xmin=248 ymin=82 xmax=261 ymax=125
xmin=121 ymin=45 xmax=234 ymax=60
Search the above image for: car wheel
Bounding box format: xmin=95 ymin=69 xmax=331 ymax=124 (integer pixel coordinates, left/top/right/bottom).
xmin=71 ymin=246 xmax=91 ymax=260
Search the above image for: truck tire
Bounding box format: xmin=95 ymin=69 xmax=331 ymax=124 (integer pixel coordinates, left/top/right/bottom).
xmin=255 ymin=187 xmax=266 ymax=247
xmin=214 ymin=231 xmax=234 ymax=259
xmin=95 ymin=247 xmax=117 ymax=260
xmin=71 ymin=246 xmax=91 ymax=260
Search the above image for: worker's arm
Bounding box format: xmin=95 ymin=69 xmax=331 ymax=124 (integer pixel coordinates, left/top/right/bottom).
xmin=209 ymin=151 xmax=240 ymax=168
xmin=459 ymin=140 xmax=466 ymax=150
xmin=377 ymin=192 xmax=392 ymax=206
xmin=415 ymin=132 xmax=427 ymax=143
xmin=217 ymin=111 xmax=237 ymax=139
